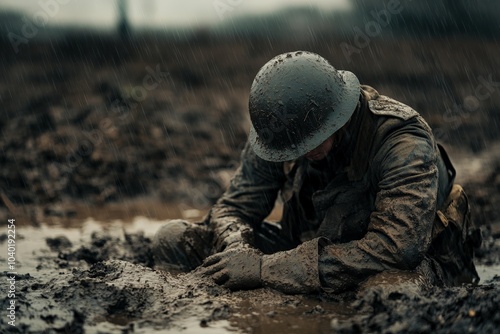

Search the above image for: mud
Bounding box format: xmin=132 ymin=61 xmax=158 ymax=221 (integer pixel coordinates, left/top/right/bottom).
xmin=1 ymin=34 xmax=499 ymax=209
xmin=0 ymin=33 xmax=499 ymax=332
xmin=331 ymin=277 xmax=500 ymax=333
xmin=0 ymin=220 xmax=354 ymax=333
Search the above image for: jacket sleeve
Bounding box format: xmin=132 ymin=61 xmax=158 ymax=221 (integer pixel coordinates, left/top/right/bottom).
xmin=318 ymin=127 xmax=439 ymax=293
xmin=208 ymin=140 xmax=285 ymax=237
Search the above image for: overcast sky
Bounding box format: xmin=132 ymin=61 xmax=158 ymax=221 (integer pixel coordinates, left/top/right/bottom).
xmin=0 ymin=0 xmax=351 ymax=28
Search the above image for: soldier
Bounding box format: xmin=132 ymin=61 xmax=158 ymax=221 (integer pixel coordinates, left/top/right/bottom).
xmin=152 ymin=51 xmax=481 ymax=294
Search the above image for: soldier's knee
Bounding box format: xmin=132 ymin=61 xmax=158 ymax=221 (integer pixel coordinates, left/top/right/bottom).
xmin=153 ymin=219 xmax=190 ymax=251
xmin=152 ymin=219 xmax=212 ymax=272
xmin=152 ymin=219 xmax=190 ymax=270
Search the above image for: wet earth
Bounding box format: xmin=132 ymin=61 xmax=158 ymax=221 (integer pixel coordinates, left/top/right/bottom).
xmin=0 ymin=202 xmax=499 ymax=333
xmin=0 ymin=209 xmax=498 ymax=334
xmin=1 ymin=34 xmax=500 ymax=332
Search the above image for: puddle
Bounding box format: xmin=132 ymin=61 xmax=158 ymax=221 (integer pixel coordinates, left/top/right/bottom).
xmin=34 ymin=198 xmax=283 ymax=227
xmin=89 ymin=316 xmax=234 ymax=333
xmin=38 ymin=200 xmax=210 ymax=227
xmin=228 ymin=296 xmax=353 ymax=334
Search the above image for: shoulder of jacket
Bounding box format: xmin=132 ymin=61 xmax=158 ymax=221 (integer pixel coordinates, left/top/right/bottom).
xmin=368 ymin=95 xmax=419 ymax=121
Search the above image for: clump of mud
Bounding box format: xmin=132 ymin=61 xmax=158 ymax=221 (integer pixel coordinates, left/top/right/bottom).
xmin=59 ymin=231 xmax=155 ymax=268
xmin=46 ymin=235 xmax=72 ymax=252
xmin=331 ymin=278 xmax=500 ymax=333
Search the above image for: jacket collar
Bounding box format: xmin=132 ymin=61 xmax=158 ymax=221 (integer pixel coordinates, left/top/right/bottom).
xmin=342 ymin=85 xmax=381 ymax=181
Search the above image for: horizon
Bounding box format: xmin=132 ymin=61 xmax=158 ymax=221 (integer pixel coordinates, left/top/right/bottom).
xmin=0 ymin=0 xmax=351 ymax=29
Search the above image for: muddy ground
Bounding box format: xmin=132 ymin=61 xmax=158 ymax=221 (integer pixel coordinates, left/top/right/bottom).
xmin=0 ymin=210 xmax=498 ymax=333
xmin=0 ymin=32 xmax=499 ymax=333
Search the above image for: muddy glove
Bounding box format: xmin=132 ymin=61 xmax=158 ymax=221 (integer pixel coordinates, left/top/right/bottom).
xmin=201 ymin=239 xmax=324 ymax=294
xmin=213 ymin=218 xmax=252 ymax=252
xmin=259 ymin=239 xmax=323 ymax=294
xmin=200 ymin=247 xmax=262 ymax=290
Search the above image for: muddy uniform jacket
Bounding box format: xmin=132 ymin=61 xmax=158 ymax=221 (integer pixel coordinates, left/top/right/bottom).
xmin=208 ymin=85 xmax=479 ymax=294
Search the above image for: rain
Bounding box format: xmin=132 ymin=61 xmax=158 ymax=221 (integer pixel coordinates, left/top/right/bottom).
xmin=0 ymin=0 xmax=499 ymax=332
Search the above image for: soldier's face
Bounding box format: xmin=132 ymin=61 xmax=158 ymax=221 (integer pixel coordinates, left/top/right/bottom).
xmin=304 ymin=135 xmax=335 ymax=161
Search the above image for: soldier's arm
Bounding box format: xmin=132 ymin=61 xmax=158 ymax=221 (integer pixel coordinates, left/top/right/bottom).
xmin=317 ymin=128 xmax=438 ymax=293
xmin=208 ymin=140 xmax=285 ymax=251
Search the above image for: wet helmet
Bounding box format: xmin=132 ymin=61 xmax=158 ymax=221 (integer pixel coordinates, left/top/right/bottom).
xmin=248 ymin=51 xmax=360 ymax=162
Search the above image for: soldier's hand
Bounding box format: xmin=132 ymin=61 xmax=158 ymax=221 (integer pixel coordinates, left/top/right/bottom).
xmin=215 ymin=229 xmax=244 ymax=251
xmin=214 ymin=221 xmax=253 ymax=252
xmin=199 ymin=248 xmax=262 ymax=290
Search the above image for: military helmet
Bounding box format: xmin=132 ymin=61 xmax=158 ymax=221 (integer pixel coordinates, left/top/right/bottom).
xmin=248 ymin=51 xmax=360 ymax=162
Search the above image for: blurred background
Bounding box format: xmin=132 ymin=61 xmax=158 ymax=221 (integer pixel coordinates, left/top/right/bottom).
xmin=0 ymin=0 xmax=499 ymax=225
